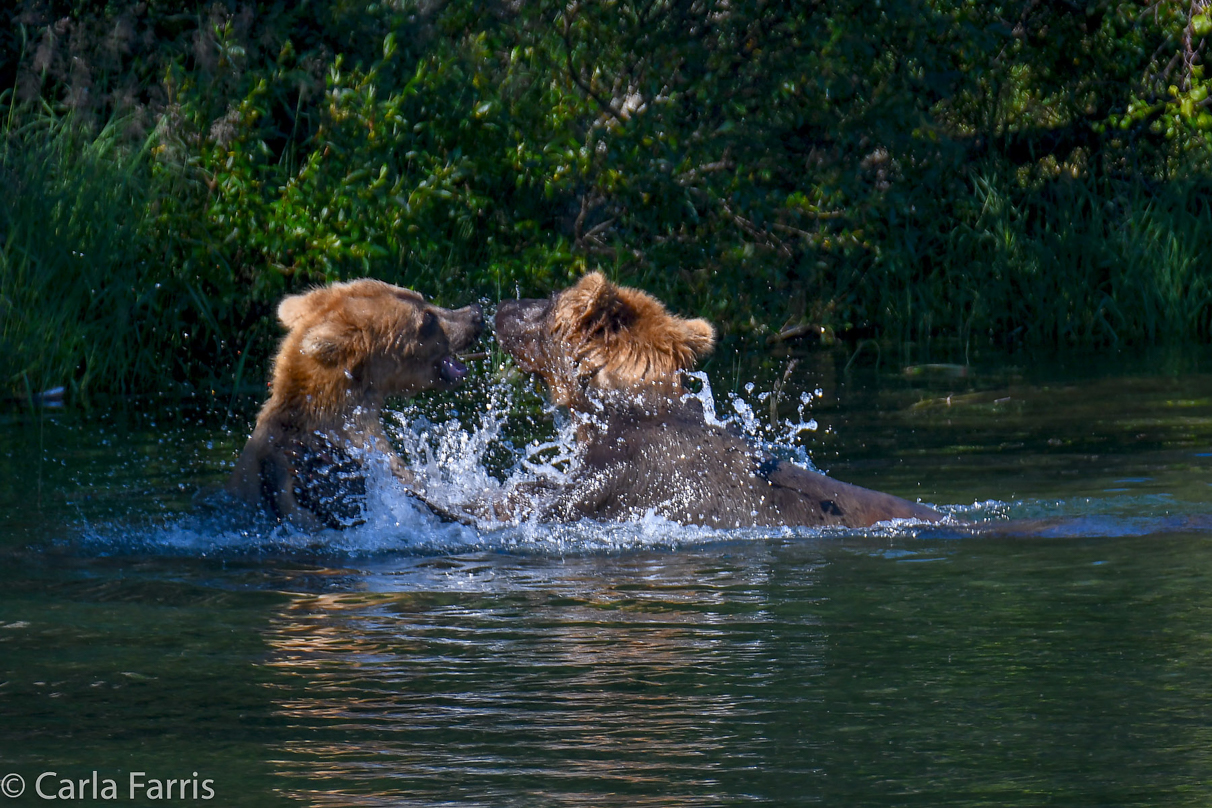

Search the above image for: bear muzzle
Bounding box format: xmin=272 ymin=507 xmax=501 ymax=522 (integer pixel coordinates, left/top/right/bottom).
xmin=494 ymin=298 xmax=551 ymax=366
xmin=435 ymin=303 xmax=484 ymax=386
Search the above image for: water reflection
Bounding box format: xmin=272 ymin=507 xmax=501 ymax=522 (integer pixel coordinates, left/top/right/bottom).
xmin=235 ymin=535 xmax=1212 ymax=807
xmin=6 ymin=351 xmax=1212 ymax=805
xmin=262 ymin=550 xmax=827 ymax=806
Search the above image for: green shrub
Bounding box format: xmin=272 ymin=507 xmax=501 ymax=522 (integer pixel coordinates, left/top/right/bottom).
xmin=2 ymin=0 xmax=1212 ymax=397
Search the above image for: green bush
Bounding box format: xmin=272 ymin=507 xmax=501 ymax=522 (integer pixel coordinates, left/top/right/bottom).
xmin=2 ymin=0 xmax=1211 ymax=396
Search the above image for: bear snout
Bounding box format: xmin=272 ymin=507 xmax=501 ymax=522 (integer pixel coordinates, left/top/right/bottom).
xmin=445 ymin=303 xmax=485 ymax=352
xmin=494 ymin=298 xmax=551 ymax=354
xmin=465 ymin=303 xmax=485 ymax=333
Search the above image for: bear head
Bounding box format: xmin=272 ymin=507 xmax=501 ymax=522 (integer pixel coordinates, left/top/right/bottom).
xmin=271 ymin=278 xmax=483 ymax=417
xmin=495 ymin=272 xmax=715 ymax=411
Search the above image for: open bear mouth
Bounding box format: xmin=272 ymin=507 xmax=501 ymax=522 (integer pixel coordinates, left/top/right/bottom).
xmin=437 ymin=355 xmax=469 ymax=384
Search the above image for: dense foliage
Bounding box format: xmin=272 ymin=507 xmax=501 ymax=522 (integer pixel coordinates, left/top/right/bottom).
xmin=2 ymin=0 xmax=1212 ymax=395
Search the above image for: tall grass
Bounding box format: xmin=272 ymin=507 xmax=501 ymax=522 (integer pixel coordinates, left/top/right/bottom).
xmin=860 ymin=173 xmax=1212 ymax=348
xmin=0 ymin=99 xmax=166 ymax=397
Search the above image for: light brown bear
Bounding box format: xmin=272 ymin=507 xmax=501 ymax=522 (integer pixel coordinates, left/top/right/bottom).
xmin=226 ymin=278 xmax=483 ymax=529
xmin=494 ymin=272 xmax=942 ymax=529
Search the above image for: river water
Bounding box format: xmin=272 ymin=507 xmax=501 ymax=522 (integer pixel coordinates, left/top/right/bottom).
xmin=3 ymin=347 xmax=1212 ymax=806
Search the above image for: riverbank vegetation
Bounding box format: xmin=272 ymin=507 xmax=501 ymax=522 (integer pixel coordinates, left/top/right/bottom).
xmin=3 ymin=0 xmax=1212 ymax=396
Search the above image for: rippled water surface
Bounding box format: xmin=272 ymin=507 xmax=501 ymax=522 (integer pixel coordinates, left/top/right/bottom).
xmin=4 ymin=349 xmax=1212 ymax=806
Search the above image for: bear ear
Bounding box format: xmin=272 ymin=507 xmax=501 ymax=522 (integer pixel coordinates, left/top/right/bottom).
xmin=682 ymin=318 xmax=716 ymax=359
xmin=278 ymin=288 xmax=332 ymax=330
xmin=568 ymin=271 xmax=622 ymax=325
xmin=298 ymin=321 xmax=348 ymax=366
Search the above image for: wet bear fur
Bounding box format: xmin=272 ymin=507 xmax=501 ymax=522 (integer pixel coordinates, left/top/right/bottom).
xmin=226 ymin=279 xmax=483 ymax=529
xmin=494 ymin=272 xmax=942 ymax=529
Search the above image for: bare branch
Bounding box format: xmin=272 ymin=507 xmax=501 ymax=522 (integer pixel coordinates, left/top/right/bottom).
xmin=561 ymin=6 xmax=626 ymax=123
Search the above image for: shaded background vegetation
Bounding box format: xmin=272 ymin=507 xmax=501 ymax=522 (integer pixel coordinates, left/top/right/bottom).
xmin=2 ymin=0 xmax=1212 ymax=396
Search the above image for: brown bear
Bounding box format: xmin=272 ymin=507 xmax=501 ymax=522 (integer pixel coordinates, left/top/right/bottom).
xmin=225 ymin=278 xmax=483 ymax=529
xmin=493 ymin=272 xmax=943 ymax=529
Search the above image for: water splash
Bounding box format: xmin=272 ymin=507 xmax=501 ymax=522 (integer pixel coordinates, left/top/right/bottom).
xmin=25 ymin=353 xmax=1212 ymax=560
xmin=370 ymin=370 xmax=903 ymax=546
xmin=683 ymin=371 xmax=822 ymax=471
xmin=90 ymin=368 xmax=873 ymax=557
xmin=77 ymin=367 xmax=1172 ymax=559
xmin=77 ymin=470 xmax=482 ymax=559
xmin=388 ymin=372 xmax=521 ymax=517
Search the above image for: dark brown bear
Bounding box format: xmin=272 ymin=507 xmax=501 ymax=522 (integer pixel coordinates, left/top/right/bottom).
xmin=226 ymin=279 xmax=483 ymax=529
xmin=494 ymin=272 xmax=942 ymax=529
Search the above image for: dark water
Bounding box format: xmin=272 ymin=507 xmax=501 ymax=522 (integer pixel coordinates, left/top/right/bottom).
xmin=3 ymin=349 xmax=1212 ymax=806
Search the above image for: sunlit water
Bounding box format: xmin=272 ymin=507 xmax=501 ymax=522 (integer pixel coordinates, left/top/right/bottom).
xmin=4 ymin=348 xmax=1212 ymax=806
